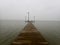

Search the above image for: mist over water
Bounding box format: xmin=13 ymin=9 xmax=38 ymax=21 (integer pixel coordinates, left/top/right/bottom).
xmin=34 ymin=21 xmax=60 ymax=45
xmin=0 ymin=20 xmax=60 ymax=45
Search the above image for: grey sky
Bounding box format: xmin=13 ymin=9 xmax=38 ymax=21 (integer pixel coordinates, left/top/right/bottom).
xmin=0 ymin=0 xmax=60 ymax=20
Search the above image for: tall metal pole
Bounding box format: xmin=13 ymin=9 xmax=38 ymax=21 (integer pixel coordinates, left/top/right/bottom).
xmin=25 ymin=16 xmax=26 ymax=22
xmin=34 ymin=16 xmax=35 ymax=23
xmin=28 ymin=11 xmax=29 ymax=22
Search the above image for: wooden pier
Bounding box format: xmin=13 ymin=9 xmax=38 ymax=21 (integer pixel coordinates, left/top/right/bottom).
xmin=11 ymin=22 xmax=48 ymax=45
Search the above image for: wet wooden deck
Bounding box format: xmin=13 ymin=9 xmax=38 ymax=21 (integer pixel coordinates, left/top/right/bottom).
xmin=11 ymin=22 xmax=48 ymax=45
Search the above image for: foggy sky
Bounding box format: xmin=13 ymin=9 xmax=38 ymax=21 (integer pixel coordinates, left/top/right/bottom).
xmin=0 ymin=0 xmax=60 ymax=20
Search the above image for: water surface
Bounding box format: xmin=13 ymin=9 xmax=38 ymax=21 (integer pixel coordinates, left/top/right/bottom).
xmin=0 ymin=20 xmax=60 ymax=45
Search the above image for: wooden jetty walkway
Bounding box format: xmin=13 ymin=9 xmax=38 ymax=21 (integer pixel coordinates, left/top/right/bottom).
xmin=11 ymin=22 xmax=48 ymax=45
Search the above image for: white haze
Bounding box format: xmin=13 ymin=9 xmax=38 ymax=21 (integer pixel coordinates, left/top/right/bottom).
xmin=0 ymin=0 xmax=60 ymax=21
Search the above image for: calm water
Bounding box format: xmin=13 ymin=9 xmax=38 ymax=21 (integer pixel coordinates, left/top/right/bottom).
xmin=0 ymin=20 xmax=60 ymax=45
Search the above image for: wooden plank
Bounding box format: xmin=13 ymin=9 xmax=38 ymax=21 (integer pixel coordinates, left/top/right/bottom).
xmin=11 ymin=22 xmax=48 ymax=45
